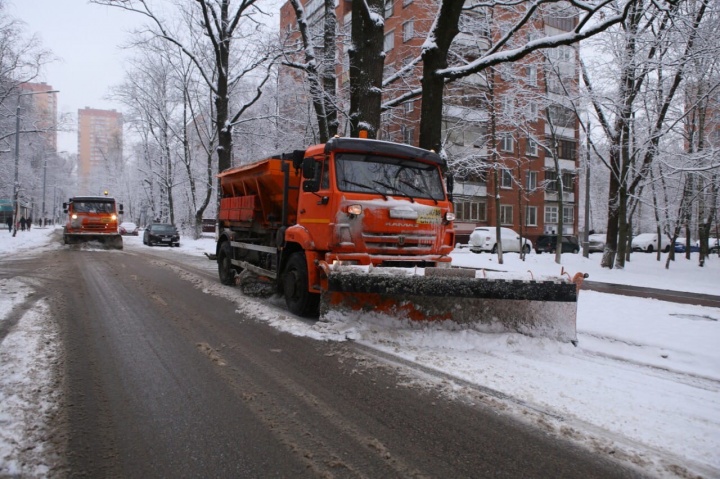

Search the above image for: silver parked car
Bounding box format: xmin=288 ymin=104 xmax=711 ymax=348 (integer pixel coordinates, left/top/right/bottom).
xmin=587 ymin=233 xmax=605 ymax=253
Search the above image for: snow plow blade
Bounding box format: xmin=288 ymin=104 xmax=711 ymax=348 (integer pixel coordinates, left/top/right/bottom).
xmin=64 ymin=234 xmax=124 ymax=250
xmin=320 ymin=268 xmax=581 ymax=343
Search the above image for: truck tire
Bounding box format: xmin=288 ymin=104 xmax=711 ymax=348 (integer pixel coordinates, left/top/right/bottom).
xmin=218 ymin=242 xmax=236 ymax=285
xmin=283 ymin=252 xmax=320 ymax=317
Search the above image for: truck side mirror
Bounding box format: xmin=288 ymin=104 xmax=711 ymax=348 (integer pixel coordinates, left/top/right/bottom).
xmin=303 ymin=179 xmax=319 ymax=193
xmin=118 ymin=204 xmax=124 ymax=215
xmin=62 ymin=202 xmax=68 ymax=213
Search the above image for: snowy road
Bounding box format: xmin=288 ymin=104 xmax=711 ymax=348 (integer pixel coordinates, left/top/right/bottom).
xmin=4 ymin=233 xmax=643 ymax=478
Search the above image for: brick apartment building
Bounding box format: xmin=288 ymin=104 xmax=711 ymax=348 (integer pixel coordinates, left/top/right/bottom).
xmin=19 ymin=82 xmax=58 ymax=153
xmin=279 ymin=0 xmax=580 ymax=244
xmin=77 ymin=107 xmax=123 ymax=194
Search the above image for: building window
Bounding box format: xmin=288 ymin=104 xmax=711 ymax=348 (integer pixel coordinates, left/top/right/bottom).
xmin=526 ymin=171 xmax=538 ymax=190
xmin=548 ymin=104 xmax=575 ymax=128
xmin=455 ymin=200 xmax=487 ymax=222
xmin=525 ymin=138 xmax=538 ymax=156
xmin=402 ymin=125 xmax=414 ymax=144
xmin=547 ymin=76 xmax=567 ymax=95
xmin=545 ymin=205 xmax=558 ymax=224
xmin=526 ymin=101 xmax=538 ymax=121
xmin=525 ymin=206 xmax=538 ymax=226
xmin=526 ymin=65 xmax=537 ymax=86
xmin=402 ymin=20 xmax=414 ymax=42
xmin=403 ymin=100 xmax=414 ymax=113
xmin=500 ymin=205 xmax=513 ymax=225
xmin=563 ymin=205 xmax=574 ymax=223
xmin=499 ymin=133 xmax=514 ymax=152
xmin=403 ymin=0 xmax=413 ymax=6
xmin=557 ymin=139 xmax=576 ymax=160
xmin=501 ymin=168 xmax=513 ymax=188
xmin=547 ymin=45 xmax=575 ymax=62
xmin=384 ymin=0 xmax=394 ymax=18
xmin=562 ymin=172 xmax=575 ymax=191
xmin=544 ymin=170 xmax=557 ymax=191
xmin=502 ymin=96 xmax=514 ymax=116
xmin=384 ymin=31 xmax=395 ymax=52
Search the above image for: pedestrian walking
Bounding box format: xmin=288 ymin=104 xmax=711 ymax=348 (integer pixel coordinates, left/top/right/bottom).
xmin=27 ymin=216 xmax=32 ymax=230
xmin=19 ymin=216 xmax=26 ymax=231
xmin=6 ymin=216 xmax=11 ymax=232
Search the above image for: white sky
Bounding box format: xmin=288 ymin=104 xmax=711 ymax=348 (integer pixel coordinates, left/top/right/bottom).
xmin=10 ymin=0 xmax=144 ymax=154
xmin=1 ymin=228 xmax=719 ymax=478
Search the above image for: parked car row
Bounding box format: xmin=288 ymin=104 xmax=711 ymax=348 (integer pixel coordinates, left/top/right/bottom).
xmin=463 ymin=229 xmax=714 ymax=255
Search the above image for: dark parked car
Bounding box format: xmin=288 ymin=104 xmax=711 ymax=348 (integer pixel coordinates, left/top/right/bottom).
xmin=143 ymin=223 xmax=180 ymax=247
xmin=535 ymin=235 xmax=580 ymax=254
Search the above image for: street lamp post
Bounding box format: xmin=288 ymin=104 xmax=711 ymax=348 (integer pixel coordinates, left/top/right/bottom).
xmin=11 ymin=88 xmax=59 ymax=237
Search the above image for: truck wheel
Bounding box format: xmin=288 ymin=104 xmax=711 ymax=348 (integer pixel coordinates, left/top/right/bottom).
xmin=283 ymin=252 xmax=320 ymax=317
xmin=218 ymin=242 xmax=236 ymax=285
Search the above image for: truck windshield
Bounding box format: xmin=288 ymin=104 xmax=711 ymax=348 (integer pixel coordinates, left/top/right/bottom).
xmin=72 ymin=201 xmax=114 ymax=213
xmin=335 ymin=153 xmax=445 ymax=201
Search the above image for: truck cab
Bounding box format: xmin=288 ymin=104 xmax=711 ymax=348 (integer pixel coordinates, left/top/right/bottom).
xmin=63 ymin=193 xmax=124 ymax=249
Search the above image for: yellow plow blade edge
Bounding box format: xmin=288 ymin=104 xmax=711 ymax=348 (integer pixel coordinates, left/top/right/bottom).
xmin=321 ymin=269 xmax=579 ymax=343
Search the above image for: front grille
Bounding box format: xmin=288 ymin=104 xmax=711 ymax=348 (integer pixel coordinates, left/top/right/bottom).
xmin=361 ymin=232 xmax=437 ymax=254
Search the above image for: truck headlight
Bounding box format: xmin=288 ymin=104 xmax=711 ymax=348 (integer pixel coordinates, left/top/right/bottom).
xmin=347 ymin=204 xmax=362 ymax=216
xmin=445 ymin=212 xmax=455 ymax=221
xmin=111 ymin=214 xmax=117 ymax=220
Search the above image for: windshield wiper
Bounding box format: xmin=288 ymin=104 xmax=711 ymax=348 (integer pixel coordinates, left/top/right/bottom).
xmin=399 ymin=180 xmax=438 ymax=205
xmin=342 ymin=179 xmax=388 ymax=200
xmin=374 ymin=180 xmax=415 ymax=203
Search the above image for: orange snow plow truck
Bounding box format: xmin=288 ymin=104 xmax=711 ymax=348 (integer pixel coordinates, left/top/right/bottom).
xmin=215 ymin=137 xmax=583 ymax=342
xmin=63 ymin=193 xmax=124 ymax=249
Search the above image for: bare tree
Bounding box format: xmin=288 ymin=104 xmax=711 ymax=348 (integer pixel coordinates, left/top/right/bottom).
xmin=283 ymin=0 xmax=338 ymax=143
xmin=93 ymin=0 xmax=276 ymax=183
xmin=582 ymin=0 xmax=712 ymax=268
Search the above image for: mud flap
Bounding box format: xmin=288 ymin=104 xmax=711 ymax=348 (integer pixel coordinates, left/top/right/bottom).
xmin=321 ymin=270 xmax=578 ymax=343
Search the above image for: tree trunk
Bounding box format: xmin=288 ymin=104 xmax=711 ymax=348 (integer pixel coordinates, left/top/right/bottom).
xmin=418 ymin=0 xmax=463 ymax=152
xmin=349 ymin=0 xmax=385 ymax=138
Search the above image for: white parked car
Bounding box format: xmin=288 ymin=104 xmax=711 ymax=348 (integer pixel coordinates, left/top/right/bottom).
xmin=469 ymin=227 xmax=533 ymax=254
xmin=631 ymin=233 xmax=669 ymax=253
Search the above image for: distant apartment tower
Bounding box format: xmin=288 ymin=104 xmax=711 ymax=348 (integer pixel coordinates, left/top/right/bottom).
xmin=77 ymin=107 xmax=123 ymax=192
xmin=19 ymin=82 xmax=58 ymax=153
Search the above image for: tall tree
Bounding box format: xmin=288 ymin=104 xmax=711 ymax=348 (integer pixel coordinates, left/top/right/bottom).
xmin=93 ymin=0 xmax=275 ymax=183
xmin=348 ymin=0 xmax=385 ymax=138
